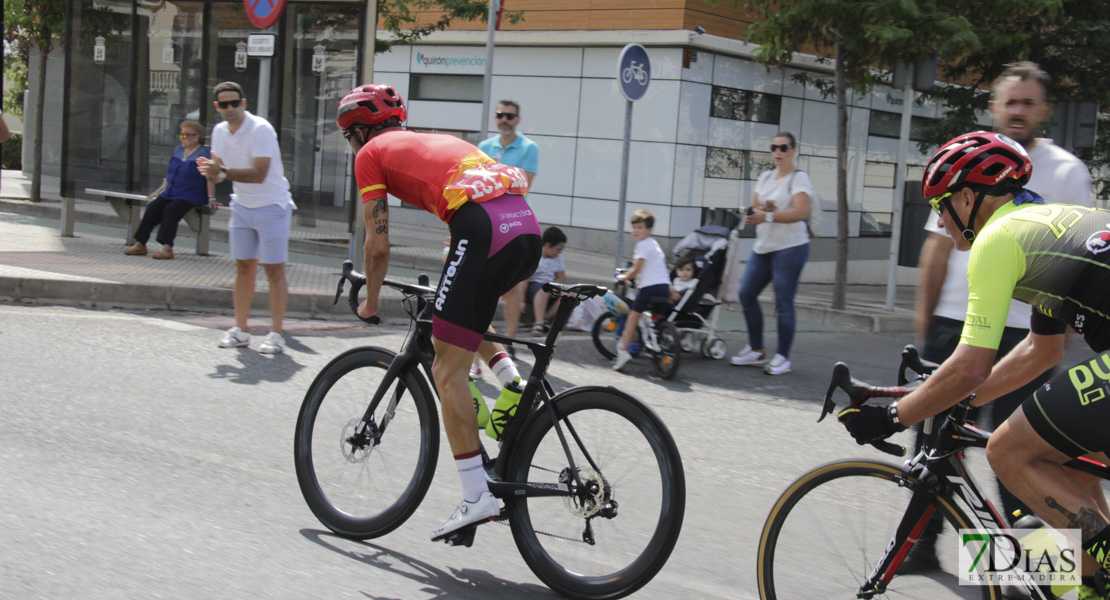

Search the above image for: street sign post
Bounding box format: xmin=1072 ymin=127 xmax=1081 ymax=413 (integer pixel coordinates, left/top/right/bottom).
xmin=614 ymin=44 xmax=651 ymax=271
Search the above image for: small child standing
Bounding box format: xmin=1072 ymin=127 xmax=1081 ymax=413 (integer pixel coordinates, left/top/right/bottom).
xmin=613 ymin=209 xmax=672 ymax=371
xmin=669 ymin=255 xmax=697 ymax=303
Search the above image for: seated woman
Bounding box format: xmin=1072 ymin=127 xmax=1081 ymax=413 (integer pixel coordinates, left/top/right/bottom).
xmin=124 ymin=120 xmax=218 ymax=259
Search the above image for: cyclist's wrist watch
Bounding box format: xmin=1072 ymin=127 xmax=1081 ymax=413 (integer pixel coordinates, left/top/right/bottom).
xmin=888 ymin=401 xmax=903 ymax=429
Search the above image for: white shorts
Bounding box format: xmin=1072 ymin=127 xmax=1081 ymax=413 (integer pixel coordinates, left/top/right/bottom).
xmin=228 ymin=202 xmax=292 ymax=264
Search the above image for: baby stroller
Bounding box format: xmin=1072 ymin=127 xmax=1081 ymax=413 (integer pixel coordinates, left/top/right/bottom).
xmin=666 ymin=224 xmax=734 ymax=360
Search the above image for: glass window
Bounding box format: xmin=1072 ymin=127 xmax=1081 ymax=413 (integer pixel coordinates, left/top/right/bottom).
xmin=63 ymin=0 xmax=135 ymax=194
xmin=410 ymin=74 xmax=483 ymax=102
xmin=868 ymin=110 xmax=932 ymax=142
xmin=864 ymin=162 xmax=895 ymax=188
xmin=705 ymin=147 xmax=773 ymax=180
xmin=710 ymin=86 xmax=781 ymax=123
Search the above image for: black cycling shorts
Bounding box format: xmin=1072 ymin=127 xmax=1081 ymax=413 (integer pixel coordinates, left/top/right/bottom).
xmin=1021 ymin=350 xmax=1110 ymax=457
xmin=433 ymin=193 xmax=542 ymax=351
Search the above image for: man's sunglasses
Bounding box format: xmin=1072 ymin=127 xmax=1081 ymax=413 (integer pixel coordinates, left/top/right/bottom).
xmin=770 ymin=144 xmax=793 ymax=153
xmin=216 ymin=99 xmax=242 ymax=109
xmin=495 ymin=112 xmax=518 ymax=120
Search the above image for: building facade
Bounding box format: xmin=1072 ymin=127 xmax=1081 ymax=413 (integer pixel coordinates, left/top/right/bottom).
xmin=38 ymin=0 xmax=975 ymax=282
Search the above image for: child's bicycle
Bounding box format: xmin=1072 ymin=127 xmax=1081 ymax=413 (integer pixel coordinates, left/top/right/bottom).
xmin=590 ymin=269 xmax=682 ymax=379
xmin=294 ymin=262 xmax=686 ymax=600
xmin=756 ymin=345 xmax=1110 ymax=599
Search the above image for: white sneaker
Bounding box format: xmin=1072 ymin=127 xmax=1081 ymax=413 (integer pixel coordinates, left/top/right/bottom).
xmin=259 ymin=331 xmax=285 ymax=354
xmin=218 ymin=327 xmax=250 ymax=348
xmin=613 ymin=349 xmax=633 ymax=371
xmin=763 ymin=353 xmax=792 ymax=375
xmin=729 ymin=345 xmax=766 ymax=366
xmin=430 ymin=492 xmax=500 ymax=541
xmin=469 ymin=362 xmax=482 ymax=378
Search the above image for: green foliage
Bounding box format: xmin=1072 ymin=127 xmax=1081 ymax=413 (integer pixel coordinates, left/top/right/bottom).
xmin=1 ymin=132 xmax=23 ymax=170
xmin=742 ymin=0 xmax=1061 ymax=95
xmin=4 ymin=0 xmax=66 ymax=117
xmin=376 ymin=0 xmax=523 ymax=54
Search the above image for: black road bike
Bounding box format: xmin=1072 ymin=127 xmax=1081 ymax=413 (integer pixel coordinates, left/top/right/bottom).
xmin=294 ymin=262 xmax=686 ymax=600
xmin=757 ymin=345 xmax=1110 ymax=599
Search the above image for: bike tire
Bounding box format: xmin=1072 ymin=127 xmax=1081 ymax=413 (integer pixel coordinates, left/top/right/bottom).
xmin=294 ymin=346 xmax=439 ymax=540
xmin=651 ymin=321 xmax=681 ymax=380
xmin=508 ymin=387 xmax=685 ymax=600
xmin=591 ymin=313 xmax=624 ymax=360
xmin=757 ymin=460 xmax=1002 ymax=600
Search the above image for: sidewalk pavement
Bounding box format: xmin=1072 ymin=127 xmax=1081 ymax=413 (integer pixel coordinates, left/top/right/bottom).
xmin=0 ymin=169 xmax=915 ymax=332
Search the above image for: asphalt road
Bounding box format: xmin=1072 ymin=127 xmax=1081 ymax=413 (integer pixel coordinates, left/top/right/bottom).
xmin=2 ymin=302 xmax=1078 ymax=599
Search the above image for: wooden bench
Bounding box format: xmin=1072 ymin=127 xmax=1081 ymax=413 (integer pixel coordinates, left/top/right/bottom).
xmin=84 ymin=188 xmax=213 ymax=256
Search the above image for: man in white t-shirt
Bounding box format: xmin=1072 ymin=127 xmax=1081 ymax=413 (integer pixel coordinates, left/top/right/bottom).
xmin=197 ymin=81 xmax=295 ymax=354
xmin=909 ymin=61 xmax=1093 ymax=567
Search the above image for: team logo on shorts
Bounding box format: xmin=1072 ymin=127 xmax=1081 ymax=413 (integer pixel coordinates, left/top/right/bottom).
xmin=1085 ymin=226 xmax=1110 ymax=255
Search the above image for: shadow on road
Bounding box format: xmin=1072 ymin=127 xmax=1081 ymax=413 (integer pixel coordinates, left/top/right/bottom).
xmin=299 ymin=529 xmax=555 ymax=600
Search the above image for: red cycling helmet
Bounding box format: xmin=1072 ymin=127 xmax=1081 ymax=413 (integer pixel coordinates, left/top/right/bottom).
xmin=921 ymin=131 xmax=1032 ymax=201
xmin=337 ymin=84 xmax=407 ymax=131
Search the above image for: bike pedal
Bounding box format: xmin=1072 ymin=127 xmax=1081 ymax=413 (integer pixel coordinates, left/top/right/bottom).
xmin=441 ymin=525 xmax=477 ymax=547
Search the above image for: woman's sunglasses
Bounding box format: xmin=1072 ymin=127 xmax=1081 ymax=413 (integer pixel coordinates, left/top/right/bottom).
xmin=179 ymin=133 xmax=199 ymax=139
xmin=770 ymin=144 xmax=793 ymax=153
xmin=216 ymin=99 xmax=242 ymax=109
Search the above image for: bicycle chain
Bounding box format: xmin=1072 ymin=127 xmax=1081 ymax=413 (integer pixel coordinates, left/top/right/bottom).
xmin=490 ymin=463 xmax=592 ymax=544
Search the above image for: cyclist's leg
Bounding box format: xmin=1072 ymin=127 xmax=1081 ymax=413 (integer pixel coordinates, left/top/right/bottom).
xmin=987 ymin=356 xmax=1110 ymax=574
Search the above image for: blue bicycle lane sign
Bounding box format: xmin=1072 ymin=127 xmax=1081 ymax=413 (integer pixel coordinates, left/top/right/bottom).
xmin=617 ymin=43 xmax=651 ymax=102
xmin=246 ymin=0 xmax=287 ymax=29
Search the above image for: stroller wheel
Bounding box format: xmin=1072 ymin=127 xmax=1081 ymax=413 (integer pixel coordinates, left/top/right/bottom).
xmin=679 ymin=331 xmax=698 ymax=353
xmin=701 ymin=337 xmax=728 ymax=360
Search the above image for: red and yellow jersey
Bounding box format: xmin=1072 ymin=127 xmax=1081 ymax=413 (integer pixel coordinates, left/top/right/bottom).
xmin=353 ymin=129 xmax=528 ymax=223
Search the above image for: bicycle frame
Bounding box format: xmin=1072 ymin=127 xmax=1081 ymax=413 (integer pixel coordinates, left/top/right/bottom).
xmin=354 ymin=274 xmax=606 ymax=501
xmin=859 ymin=401 xmax=1110 ymax=599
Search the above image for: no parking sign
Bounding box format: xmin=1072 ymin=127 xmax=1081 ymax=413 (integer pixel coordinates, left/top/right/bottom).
xmin=245 ymin=0 xmax=286 ymax=29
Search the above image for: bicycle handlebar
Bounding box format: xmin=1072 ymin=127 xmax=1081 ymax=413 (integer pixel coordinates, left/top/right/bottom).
xmin=817 ymin=345 xmax=938 ymax=457
xmin=333 ymin=260 xmax=436 ymax=326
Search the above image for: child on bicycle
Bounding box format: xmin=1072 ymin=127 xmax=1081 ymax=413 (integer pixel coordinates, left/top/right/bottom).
xmin=613 ymin=209 xmax=672 ymax=372
xmin=337 ymin=84 xmax=541 ymax=543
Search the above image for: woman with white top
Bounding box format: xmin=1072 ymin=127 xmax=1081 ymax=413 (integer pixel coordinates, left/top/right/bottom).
xmin=730 ymin=132 xmax=815 ymax=375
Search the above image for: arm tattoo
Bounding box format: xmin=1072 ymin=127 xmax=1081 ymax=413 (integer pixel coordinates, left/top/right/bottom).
xmin=375 ymin=219 xmax=389 ymax=235
xmin=372 ymin=197 xmax=388 ymax=219
xmin=1046 ymin=496 xmax=1109 ymax=541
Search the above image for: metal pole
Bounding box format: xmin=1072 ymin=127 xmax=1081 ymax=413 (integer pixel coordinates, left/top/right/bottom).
xmin=257 ymin=57 xmax=271 ymax=120
xmin=614 ymin=99 xmax=633 ymax=272
xmin=885 ymin=74 xmax=914 ymax=310
xmin=479 ymin=0 xmax=499 ymax=137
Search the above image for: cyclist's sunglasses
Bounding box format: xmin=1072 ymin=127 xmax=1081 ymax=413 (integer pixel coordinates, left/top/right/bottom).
xmin=495 ymin=112 xmax=518 ymax=120
xmin=928 ymin=192 xmax=952 ymax=216
xmin=216 ymin=99 xmax=242 ymax=109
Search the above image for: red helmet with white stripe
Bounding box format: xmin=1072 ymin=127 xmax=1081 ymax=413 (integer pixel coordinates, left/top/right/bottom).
xmin=921 ymin=131 xmax=1032 ymax=201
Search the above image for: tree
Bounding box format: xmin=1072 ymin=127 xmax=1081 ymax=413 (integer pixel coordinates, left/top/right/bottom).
xmin=376 ymin=0 xmax=522 ymax=55
xmin=4 ymin=0 xmax=65 ymax=203
xmin=915 ymin=2 xmax=1110 ymax=200
xmin=739 ymin=0 xmax=1060 ymax=309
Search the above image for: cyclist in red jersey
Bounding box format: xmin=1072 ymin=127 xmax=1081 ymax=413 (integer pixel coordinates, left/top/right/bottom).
xmin=338 ymin=85 xmax=542 ymax=541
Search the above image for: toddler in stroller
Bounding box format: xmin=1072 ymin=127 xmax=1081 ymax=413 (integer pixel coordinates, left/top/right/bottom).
xmin=666 ymin=224 xmax=733 ymax=359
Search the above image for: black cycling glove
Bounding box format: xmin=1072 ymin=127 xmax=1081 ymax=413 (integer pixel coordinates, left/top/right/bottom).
xmin=838 ymin=403 xmax=905 ymax=445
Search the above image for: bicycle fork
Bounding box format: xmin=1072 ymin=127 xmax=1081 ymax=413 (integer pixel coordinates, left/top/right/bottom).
xmin=860 ymin=468 xmax=944 ymax=597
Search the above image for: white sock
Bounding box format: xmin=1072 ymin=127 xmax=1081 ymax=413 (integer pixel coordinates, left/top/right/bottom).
xmin=488 ymin=352 xmax=519 ymax=386
xmin=455 ymin=452 xmax=488 ymax=502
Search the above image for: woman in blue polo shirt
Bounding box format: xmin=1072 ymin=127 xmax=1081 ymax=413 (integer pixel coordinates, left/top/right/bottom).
xmin=124 ymin=120 xmax=219 ymax=259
